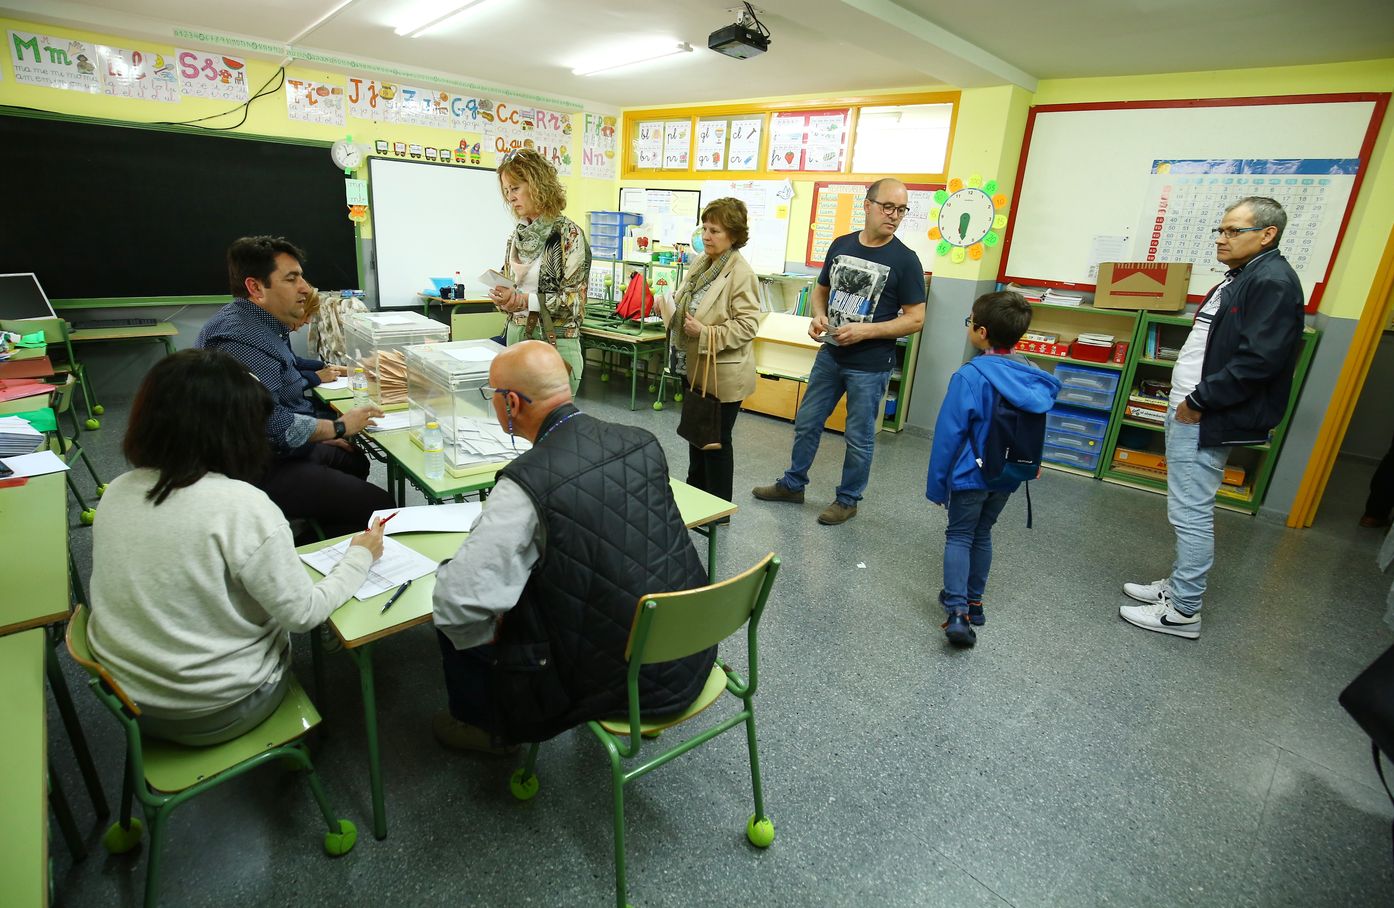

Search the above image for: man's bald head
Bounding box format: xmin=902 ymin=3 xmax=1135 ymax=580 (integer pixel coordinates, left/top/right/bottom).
xmin=492 ymin=340 xmax=572 ymax=404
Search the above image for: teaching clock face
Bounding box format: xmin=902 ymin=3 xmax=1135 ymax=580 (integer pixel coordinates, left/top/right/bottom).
xmin=936 ymin=187 xmax=995 ymax=247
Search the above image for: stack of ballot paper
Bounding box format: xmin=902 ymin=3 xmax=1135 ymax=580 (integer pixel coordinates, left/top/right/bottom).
xmin=0 ymin=415 xmax=45 ymax=457
xmin=443 ymin=416 xmax=532 ymax=466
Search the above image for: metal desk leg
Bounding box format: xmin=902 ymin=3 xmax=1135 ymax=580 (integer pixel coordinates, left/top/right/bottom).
xmin=628 ymin=343 xmax=640 ymax=410
xmin=348 ymin=643 xmax=387 ymax=839
xmin=46 ymin=641 xmax=109 ymax=818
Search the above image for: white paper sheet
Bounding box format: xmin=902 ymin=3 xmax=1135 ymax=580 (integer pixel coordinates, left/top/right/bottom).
xmin=441 ymin=346 xmax=497 ymax=365
xmin=1 ymin=450 xmax=70 ymax=477
xmin=299 ymin=536 xmax=438 ymax=600
xmin=370 ymin=502 xmax=482 ymax=535
xmin=364 ymin=412 xmax=411 ymax=432
xmin=0 ymin=417 xmax=42 ymax=436
xmin=319 ymin=376 xmax=349 ymax=391
xmin=478 ymin=269 xmax=514 ymax=290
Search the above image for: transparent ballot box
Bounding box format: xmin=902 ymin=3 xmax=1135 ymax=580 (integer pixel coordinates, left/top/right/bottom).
xmin=405 ymin=339 xmax=529 ymax=473
xmin=344 ymin=311 xmax=450 ymax=409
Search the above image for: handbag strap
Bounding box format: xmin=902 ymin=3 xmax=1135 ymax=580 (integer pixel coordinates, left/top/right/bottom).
xmin=697 ymin=326 xmax=719 ymax=398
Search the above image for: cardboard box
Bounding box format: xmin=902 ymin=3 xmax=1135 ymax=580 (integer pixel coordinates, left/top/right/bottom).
xmin=1111 ymin=448 xmax=1245 ymax=487
xmin=1094 ymin=262 xmax=1192 ymax=311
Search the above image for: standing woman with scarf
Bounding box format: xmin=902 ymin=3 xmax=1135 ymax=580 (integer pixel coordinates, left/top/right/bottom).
xmin=489 ymin=149 xmax=592 ymax=394
xmin=660 ymin=197 xmax=761 ymax=502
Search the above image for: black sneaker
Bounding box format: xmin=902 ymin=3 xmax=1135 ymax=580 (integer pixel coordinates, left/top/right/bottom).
xmin=943 ymin=614 xmax=976 ymax=647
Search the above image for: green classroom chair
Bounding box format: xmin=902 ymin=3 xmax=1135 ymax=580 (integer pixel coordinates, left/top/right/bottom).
xmin=508 ymin=553 xmax=781 ymax=908
xmin=0 ymin=317 xmax=101 ymax=428
xmin=64 ymin=606 xmax=357 ymax=908
xmin=0 ymin=375 xmax=108 ymax=523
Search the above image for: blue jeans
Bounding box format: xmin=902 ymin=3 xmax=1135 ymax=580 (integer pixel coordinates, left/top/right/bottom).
xmin=779 ymin=349 xmax=890 ymax=507
xmin=941 ymin=489 xmax=1012 ymax=614
xmin=1165 ymin=409 xmax=1231 ymax=615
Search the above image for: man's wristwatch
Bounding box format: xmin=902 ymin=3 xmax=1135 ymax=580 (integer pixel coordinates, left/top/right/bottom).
xmin=332 ymin=419 xmax=347 ymax=439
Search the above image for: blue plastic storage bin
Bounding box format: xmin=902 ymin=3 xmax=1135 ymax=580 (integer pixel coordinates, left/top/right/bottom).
xmin=1046 ymin=406 xmax=1109 ymax=439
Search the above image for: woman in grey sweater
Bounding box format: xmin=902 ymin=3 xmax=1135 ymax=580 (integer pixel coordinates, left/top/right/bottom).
xmin=88 ymin=349 xmax=384 ymax=745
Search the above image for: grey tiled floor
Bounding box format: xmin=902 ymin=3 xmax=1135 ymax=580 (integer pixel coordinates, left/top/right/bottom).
xmin=47 ymin=361 xmax=1394 ymax=907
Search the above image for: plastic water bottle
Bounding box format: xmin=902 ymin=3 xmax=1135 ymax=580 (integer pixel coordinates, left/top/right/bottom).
xmin=423 ymin=421 xmax=444 ymax=480
xmin=350 ymin=367 xmax=369 ymax=407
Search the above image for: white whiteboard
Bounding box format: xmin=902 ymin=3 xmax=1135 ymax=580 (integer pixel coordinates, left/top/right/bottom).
xmin=617 ymin=187 xmax=702 ymax=247
xmin=1000 ymin=96 xmax=1385 ymax=307
xmin=368 ymin=157 xmax=516 ymax=309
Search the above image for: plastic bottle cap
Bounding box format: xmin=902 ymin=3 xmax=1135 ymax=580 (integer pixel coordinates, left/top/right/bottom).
xmin=426 ymin=422 xmax=439 ymax=428
xmin=354 ymin=367 xmax=364 ymax=373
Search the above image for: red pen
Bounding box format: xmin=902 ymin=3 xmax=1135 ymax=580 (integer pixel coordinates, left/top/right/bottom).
xmin=376 ymin=511 xmax=399 ymax=529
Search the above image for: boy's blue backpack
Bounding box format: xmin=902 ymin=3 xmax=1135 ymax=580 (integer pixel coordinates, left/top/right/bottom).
xmin=964 ymin=360 xmax=1047 ymax=526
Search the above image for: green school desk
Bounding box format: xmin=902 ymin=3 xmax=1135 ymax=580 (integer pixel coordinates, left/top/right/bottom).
xmin=579 ymin=322 xmax=667 ymax=411
xmin=0 ymin=472 xmax=69 ymax=635
xmin=0 ymin=629 xmax=47 ymax=908
xmin=299 ymin=478 xmax=735 ymax=840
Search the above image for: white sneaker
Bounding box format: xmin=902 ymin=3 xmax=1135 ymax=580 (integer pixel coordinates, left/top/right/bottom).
xmin=1123 ymin=577 xmax=1170 ymax=605
xmin=1119 ymin=596 xmax=1201 ymax=640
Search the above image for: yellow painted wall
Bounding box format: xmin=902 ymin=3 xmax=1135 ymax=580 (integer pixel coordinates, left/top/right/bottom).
xmin=0 ymin=15 xmax=617 ymax=246
xmin=1030 ymin=59 xmax=1394 ymax=320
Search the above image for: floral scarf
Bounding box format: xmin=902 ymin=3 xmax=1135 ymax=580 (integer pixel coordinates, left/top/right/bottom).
xmin=511 ymin=216 xmax=558 ymax=265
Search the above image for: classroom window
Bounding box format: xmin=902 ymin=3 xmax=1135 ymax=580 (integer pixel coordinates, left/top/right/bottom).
xmin=850 ymin=103 xmax=953 ymax=176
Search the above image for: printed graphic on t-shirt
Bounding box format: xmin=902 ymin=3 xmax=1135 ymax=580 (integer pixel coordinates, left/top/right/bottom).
xmin=824 ymin=255 xmax=890 ymax=344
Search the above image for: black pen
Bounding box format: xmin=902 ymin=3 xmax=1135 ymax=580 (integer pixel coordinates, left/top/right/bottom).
xmin=380 ymin=579 xmax=413 ymax=615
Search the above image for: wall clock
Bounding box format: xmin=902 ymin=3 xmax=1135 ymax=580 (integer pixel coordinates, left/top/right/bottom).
xmin=928 ymin=175 xmax=1010 ymax=264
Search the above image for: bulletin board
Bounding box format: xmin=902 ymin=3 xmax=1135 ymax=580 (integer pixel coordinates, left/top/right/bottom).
xmin=807 ymin=181 xmax=941 ymax=269
xmin=0 ymin=111 xmax=360 ymax=302
xmin=617 ymin=187 xmax=702 ymax=246
xmin=998 ymin=94 xmax=1389 ymax=312
xmin=368 ymin=156 xmax=515 ymax=309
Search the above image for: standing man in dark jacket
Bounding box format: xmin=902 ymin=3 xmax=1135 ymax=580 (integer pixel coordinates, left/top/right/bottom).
xmin=431 ymin=341 xmax=714 ymax=752
xmin=1122 ymin=197 xmax=1305 ymax=639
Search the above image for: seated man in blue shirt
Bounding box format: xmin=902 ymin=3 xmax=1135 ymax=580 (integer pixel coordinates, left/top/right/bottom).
xmin=197 ymin=236 xmax=394 ymax=541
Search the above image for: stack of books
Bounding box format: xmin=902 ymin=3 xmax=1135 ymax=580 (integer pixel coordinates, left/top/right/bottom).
xmin=1005 ymin=283 xmax=1045 ymax=303
xmin=1041 ymin=289 xmax=1084 ymax=307
xmin=0 ymin=415 xmax=45 ymax=457
xmin=1125 ymin=380 xmax=1171 ymax=424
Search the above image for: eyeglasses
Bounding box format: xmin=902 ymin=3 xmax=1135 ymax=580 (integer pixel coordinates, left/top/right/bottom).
xmin=868 ymin=199 xmax=911 ymax=218
xmin=1210 ymin=226 xmax=1267 ymax=239
xmin=963 ymin=315 xmax=975 ymax=327
xmin=479 ymin=386 xmax=533 ymax=403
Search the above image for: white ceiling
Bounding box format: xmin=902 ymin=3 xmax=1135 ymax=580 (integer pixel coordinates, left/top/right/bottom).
xmin=6 ymin=0 xmax=1392 ymax=109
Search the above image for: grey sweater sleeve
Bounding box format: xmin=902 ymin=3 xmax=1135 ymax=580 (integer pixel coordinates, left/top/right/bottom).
xmin=432 ymin=478 xmax=542 ymax=650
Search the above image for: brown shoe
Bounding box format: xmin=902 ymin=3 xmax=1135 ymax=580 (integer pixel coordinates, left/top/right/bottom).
xmin=432 ymin=710 xmax=517 ymax=756
xmin=817 ymin=502 xmax=857 ymax=525
xmin=1359 ymin=514 xmax=1389 ymax=529
xmin=752 ymin=483 xmax=804 ymax=503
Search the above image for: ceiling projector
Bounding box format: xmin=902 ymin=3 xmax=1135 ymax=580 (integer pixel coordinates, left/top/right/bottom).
xmin=710 ymin=4 xmax=771 ymax=59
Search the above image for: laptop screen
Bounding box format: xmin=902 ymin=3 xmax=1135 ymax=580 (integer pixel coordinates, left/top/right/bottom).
xmin=0 ymin=273 xmax=56 ymax=321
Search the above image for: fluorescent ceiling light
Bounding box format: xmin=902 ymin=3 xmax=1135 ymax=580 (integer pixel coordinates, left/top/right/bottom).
xmin=573 ymin=42 xmax=693 ymax=77
xmin=394 ymin=0 xmax=494 ymax=38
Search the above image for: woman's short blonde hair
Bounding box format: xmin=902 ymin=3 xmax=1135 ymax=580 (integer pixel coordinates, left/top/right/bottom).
xmin=701 ymin=197 xmax=749 ymax=249
xmin=497 ymin=148 xmax=566 ymax=218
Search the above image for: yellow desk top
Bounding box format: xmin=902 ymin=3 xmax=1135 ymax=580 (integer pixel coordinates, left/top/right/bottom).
xmin=68 ymin=322 xmax=176 ymax=341
xmin=0 ymin=472 xmax=69 ymax=636
xmin=580 ymin=323 xmax=666 ymax=342
xmin=302 ymin=478 xmax=734 ymax=648
xmin=0 ymin=629 xmax=49 ymax=907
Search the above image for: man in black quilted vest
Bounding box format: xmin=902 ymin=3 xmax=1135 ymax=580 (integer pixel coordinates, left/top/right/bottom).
xmin=431 ymin=341 xmax=715 ymax=753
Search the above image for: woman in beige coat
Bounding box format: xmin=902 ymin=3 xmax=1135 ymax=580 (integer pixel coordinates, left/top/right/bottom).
xmin=662 ymin=197 xmax=761 ymax=503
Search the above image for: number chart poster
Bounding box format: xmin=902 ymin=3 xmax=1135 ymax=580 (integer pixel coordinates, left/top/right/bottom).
xmin=807 ymin=182 xmax=937 ymax=267
xmin=9 ymin=30 xmax=101 ymax=93
xmin=1137 ymin=158 xmax=1360 ymax=300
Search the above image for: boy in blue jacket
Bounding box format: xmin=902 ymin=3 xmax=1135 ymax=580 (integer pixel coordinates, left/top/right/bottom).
xmin=926 ymin=291 xmax=1060 ymax=647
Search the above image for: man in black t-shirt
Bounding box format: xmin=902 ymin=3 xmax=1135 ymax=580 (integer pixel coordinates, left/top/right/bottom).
xmin=753 ymin=179 xmax=927 ymax=525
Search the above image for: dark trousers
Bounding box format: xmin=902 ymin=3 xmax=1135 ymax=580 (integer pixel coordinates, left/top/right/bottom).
xmin=258 ymin=442 xmax=395 ymax=541
xmin=1366 ymin=430 xmax=1394 ymax=521
xmin=436 ymin=631 xmax=499 ymax=732
xmin=685 ymin=398 xmax=742 ymax=504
